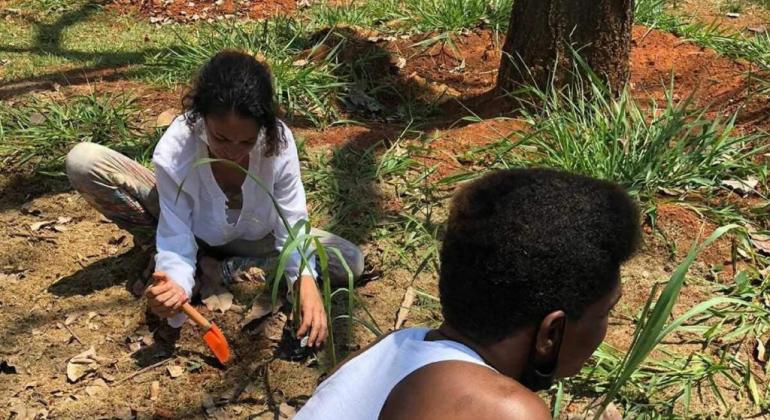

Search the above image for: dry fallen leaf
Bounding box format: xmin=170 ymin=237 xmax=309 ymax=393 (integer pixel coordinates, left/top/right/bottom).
xmin=28 ymin=112 xmax=46 ymax=125
xmin=394 ymin=287 xmax=416 ymax=329
xmin=755 ymin=338 xmax=767 ymax=363
xmin=155 ymin=108 xmax=179 ymax=128
xmin=56 ymin=217 xmax=73 ymax=224
xmin=201 ymin=282 xmax=234 ymax=313
xmin=722 ymin=177 xmax=759 ymax=196
xmin=85 ymin=384 xmax=105 ymax=397
xmin=64 ymin=313 xmax=78 ymax=326
xmin=749 ymin=231 xmax=770 ymax=255
xmin=30 ymin=221 xmax=54 ymax=231
xmin=150 ymin=380 xmax=160 ymax=401
xmin=167 ymin=365 xmax=184 ymax=378
xmin=86 ymin=312 xmax=100 ymax=330
xmin=235 ymin=266 xmax=266 ymax=283
xmin=279 ymin=402 xmax=296 ymax=418
xmin=254 ymin=312 xmax=288 ymax=342
xmin=568 ymin=401 xmax=623 ymax=420
xmin=66 ymin=347 xmax=101 ymax=383
xmin=115 ymin=407 xmax=135 ymax=420
xmin=241 ymin=293 xmax=283 ymax=328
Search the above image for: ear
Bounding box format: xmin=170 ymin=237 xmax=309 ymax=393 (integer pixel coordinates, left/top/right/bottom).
xmin=533 ymin=310 xmax=567 ymax=360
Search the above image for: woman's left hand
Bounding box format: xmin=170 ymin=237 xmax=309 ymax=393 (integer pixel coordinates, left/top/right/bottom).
xmin=296 ymin=275 xmax=328 ymax=348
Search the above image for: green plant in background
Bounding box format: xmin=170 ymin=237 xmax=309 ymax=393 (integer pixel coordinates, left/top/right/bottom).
xmin=593 ymin=225 xmax=741 ymax=418
xmin=152 ymin=18 xmax=347 ymax=126
xmin=0 ymin=92 xmax=143 ymax=173
xmin=635 ymin=0 xmax=770 ymax=95
xmin=403 ymin=0 xmax=513 ymax=33
xmin=499 ymin=75 xmax=764 ymax=202
xmin=308 ymin=0 xmax=403 ymax=29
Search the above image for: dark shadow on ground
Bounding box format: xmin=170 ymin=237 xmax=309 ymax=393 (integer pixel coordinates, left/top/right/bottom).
xmin=296 ymin=27 xmax=511 ymax=355
xmin=0 ymin=1 xmax=173 ymax=99
xmin=308 ymin=27 xmax=508 ymax=242
xmin=0 ymin=171 xmax=72 ymax=212
xmin=48 ymin=243 xmax=149 ymax=297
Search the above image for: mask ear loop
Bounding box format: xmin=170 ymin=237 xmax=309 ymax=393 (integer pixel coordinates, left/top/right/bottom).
xmin=521 ymin=316 xmax=567 ymax=391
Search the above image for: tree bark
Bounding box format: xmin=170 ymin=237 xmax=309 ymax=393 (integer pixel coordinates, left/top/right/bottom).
xmin=497 ymin=0 xmax=635 ymax=95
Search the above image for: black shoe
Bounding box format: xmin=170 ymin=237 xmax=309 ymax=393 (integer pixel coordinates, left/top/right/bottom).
xmin=152 ymin=322 xmax=181 ymax=356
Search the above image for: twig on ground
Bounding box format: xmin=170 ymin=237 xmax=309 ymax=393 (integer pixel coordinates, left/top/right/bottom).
xmin=57 ymin=322 xmax=83 ymax=345
xmin=112 ymin=358 xmax=172 ymax=386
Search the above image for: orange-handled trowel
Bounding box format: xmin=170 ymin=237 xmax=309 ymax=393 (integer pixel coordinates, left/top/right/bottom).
xmin=152 ymin=272 xmax=231 ymax=365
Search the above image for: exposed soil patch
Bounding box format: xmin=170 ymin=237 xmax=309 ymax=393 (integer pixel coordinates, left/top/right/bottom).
xmin=671 ymin=0 xmax=770 ymax=33
xmin=109 ymin=0 xmax=298 ymax=23
xmin=655 ymin=203 xmax=734 ymax=267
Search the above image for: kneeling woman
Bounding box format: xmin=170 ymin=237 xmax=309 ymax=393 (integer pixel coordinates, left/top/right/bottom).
xmin=65 ymin=51 xmax=364 ymax=348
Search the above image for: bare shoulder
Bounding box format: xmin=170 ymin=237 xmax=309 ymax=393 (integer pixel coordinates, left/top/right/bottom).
xmin=379 ymin=361 xmax=551 ymax=420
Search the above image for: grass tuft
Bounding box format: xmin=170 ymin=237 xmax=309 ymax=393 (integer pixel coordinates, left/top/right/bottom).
xmin=403 ymin=0 xmax=513 ymax=33
xmin=0 ymin=92 xmax=143 ymax=173
xmin=151 ymin=18 xmax=347 ymax=126
xmin=496 ymin=76 xmax=765 ymax=201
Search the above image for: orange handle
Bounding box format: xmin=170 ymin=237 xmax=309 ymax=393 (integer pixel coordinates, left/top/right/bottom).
xmin=152 ymin=272 xmax=211 ymax=331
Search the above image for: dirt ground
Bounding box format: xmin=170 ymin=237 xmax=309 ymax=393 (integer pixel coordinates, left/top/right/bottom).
xmin=109 ymin=0 xmax=299 ymax=23
xmin=1 ymin=5 xmax=769 ymax=419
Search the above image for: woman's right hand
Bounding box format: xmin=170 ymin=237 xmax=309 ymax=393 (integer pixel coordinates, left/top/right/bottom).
xmin=145 ymin=275 xmax=189 ymax=318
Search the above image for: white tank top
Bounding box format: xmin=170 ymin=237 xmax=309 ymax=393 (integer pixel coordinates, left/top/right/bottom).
xmin=294 ymin=327 xmax=494 ymax=420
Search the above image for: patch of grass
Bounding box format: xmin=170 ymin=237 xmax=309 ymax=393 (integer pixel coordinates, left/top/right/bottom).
xmin=303 ymin=135 xmax=420 ymax=240
xmin=636 ymin=0 xmax=770 ymax=93
xmin=306 ymin=0 xmax=403 ymax=29
xmin=676 ymin=22 xmax=770 ymax=69
xmin=402 ymin=0 xmax=513 ymax=34
xmin=555 ymin=224 xmax=770 ymax=418
xmin=570 ymin=270 xmax=770 ymax=417
xmin=485 ymin=76 xmax=765 ymax=203
xmin=720 ymin=1 xmax=745 ymax=13
xmin=307 ymin=0 xmax=512 ymax=35
xmin=11 ymin=0 xmax=87 ymax=15
xmin=0 ymin=5 xmax=184 ymax=83
xmin=0 ymin=92 xmax=145 ymax=173
xmin=635 ymin=0 xmax=683 ymax=29
xmin=151 ymin=19 xmax=347 ymax=126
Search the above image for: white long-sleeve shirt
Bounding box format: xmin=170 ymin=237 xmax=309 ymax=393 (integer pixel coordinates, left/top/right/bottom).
xmin=152 ymin=115 xmax=315 ymax=327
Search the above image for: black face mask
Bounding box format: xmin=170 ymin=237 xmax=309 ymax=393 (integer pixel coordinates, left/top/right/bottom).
xmin=520 ymin=317 xmax=566 ymax=392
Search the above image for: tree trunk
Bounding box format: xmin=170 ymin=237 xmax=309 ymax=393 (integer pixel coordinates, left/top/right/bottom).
xmin=497 ymin=0 xmax=634 ymax=95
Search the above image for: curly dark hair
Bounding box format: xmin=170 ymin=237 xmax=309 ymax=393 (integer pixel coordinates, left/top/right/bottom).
xmin=439 ymin=168 xmax=641 ymax=344
xmin=182 ymin=50 xmax=285 ymax=156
